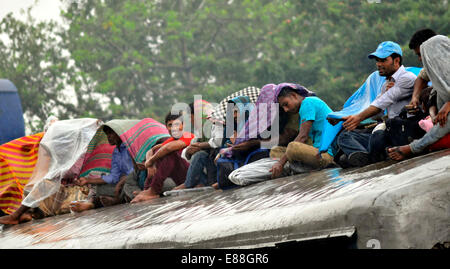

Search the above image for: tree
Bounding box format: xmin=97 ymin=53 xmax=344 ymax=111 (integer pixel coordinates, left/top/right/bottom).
xmin=0 ymin=10 xmax=104 ymax=132
xmin=2 ymin=0 xmax=448 ymax=131
xmin=60 ymin=0 xmax=294 ymax=121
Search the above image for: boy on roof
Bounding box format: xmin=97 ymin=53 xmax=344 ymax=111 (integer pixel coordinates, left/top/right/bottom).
xmin=70 ymin=125 xmax=134 ymax=212
xmin=131 ymin=112 xmax=195 ymax=203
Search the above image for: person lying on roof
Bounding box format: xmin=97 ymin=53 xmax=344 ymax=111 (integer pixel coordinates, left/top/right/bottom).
xmin=0 ymin=118 xmax=99 ymax=225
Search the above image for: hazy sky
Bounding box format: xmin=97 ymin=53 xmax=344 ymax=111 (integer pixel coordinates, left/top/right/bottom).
xmin=0 ymin=0 xmax=64 ymax=23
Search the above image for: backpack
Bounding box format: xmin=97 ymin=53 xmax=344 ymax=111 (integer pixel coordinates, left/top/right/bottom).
xmin=385 ymin=109 xmax=426 ymax=146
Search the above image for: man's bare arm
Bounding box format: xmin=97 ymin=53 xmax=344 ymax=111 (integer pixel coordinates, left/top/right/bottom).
xmin=146 ymin=140 xmax=187 ymax=167
xmin=410 ymin=77 xmax=428 ymax=108
xmin=342 ymin=106 xmax=381 ymax=131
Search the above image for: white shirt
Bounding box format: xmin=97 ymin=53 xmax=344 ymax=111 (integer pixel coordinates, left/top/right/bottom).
xmin=371 ymin=65 xmax=417 ymax=119
xmin=207 ymin=121 xmax=224 ymax=148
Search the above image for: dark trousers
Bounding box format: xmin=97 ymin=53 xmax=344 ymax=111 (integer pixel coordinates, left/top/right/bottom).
xmin=184 ymin=150 xmax=217 ymax=188
xmin=369 ymin=130 xmax=389 ymax=162
xmin=337 ymin=129 xmax=388 ymax=163
xmin=337 ymin=129 xmax=371 ymax=156
xmin=144 ymin=150 xmax=189 ymax=194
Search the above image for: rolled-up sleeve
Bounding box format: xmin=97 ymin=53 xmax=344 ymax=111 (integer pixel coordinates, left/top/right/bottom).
xmin=418 ymin=68 xmax=430 ymax=82
xmin=208 ymin=123 xmax=224 ymax=148
xmin=371 ymin=76 xmax=415 ymax=111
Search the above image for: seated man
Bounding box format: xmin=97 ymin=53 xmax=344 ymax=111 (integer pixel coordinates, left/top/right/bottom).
xmin=131 ymin=113 xmax=194 ymax=202
xmin=408 ymin=28 xmax=437 ymax=109
xmin=270 ymin=85 xmax=335 ymax=179
xmin=388 ymin=35 xmax=450 ymax=160
xmin=71 ymin=125 xmax=134 ymax=212
xmin=336 ymin=41 xmax=417 ymax=167
xmin=174 ymin=102 xmax=219 ymax=190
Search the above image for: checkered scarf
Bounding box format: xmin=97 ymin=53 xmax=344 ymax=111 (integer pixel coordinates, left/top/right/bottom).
xmin=209 ymin=86 xmax=260 ymax=123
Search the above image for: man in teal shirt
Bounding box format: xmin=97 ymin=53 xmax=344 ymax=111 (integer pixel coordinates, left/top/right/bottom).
xmin=270 ymin=84 xmax=335 ymax=178
xmin=299 ymin=96 xmax=334 ymax=156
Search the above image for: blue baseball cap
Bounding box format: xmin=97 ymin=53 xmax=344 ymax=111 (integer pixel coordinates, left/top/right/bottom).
xmin=368 ymin=41 xmax=403 ymax=59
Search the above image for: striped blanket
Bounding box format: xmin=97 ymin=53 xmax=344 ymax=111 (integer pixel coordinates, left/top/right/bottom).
xmin=209 ymin=86 xmax=260 ymax=123
xmin=79 ymin=130 xmax=116 ymax=178
xmin=80 ymin=118 xmax=170 ymax=177
xmin=0 ymin=133 xmax=44 ymax=214
xmin=118 ymin=118 xmax=170 ymax=163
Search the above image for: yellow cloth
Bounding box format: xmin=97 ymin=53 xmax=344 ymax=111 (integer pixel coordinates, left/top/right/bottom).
xmin=0 ymin=133 xmax=44 ymax=214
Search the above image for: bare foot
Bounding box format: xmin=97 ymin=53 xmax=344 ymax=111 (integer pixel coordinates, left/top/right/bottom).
xmin=130 ymin=189 xmax=159 ymax=203
xmin=0 ymin=215 xmax=19 ymax=225
xmin=172 ymin=184 xmax=186 ymax=190
xmin=70 ymin=201 xmax=94 ymax=213
xmin=31 ymin=208 xmax=45 ymax=220
xmin=99 ymin=196 xmax=120 ymax=207
xmin=211 ymin=183 xmax=219 ymax=190
xmin=132 ymin=190 xmax=142 ymax=196
xmin=19 ymin=212 xmax=33 ymax=223
xmin=387 ymin=145 xmax=412 ymax=161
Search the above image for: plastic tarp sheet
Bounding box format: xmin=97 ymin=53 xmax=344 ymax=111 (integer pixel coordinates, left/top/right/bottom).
xmin=319 ymin=67 xmax=423 ymax=153
xmin=229 ymin=158 xmax=291 ymax=186
xmin=22 ymin=118 xmax=101 ymax=208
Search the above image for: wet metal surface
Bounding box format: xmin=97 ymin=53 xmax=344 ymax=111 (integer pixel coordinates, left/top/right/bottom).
xmin=1 ymin=150 xmax=449 ymax=249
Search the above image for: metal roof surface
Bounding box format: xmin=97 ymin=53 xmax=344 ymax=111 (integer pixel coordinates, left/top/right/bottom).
xmin=1 ymin=149 xmax=449 ymax=249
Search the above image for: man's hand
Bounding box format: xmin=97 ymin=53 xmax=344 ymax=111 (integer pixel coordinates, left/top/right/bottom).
xmin=147 ymin=166 xmax=157 ymax=180
xmin=136 ymin=162 xmax=146 ymax=170
xmin=409 ymin=95 xmax=420 ymax=109
xmin=190 ymin=142 xmax=203 ymax=148
xmin=269 ymin=162 xmax=284 ymax=179
xmin=214 ymin=153 xmax=221 ymax=165
xmin=342 ymin=115 xmax=363 ymax=131
xmin=75 ymin=177 xmax=89 ymax=186
xmin=185 ymin=145 xmax=201 ymax=159
xmin=114 ymin=176 xmax=127 ymax=197
xmin=145 ymin=156 xmax=155 ymax=168
xmin=230 ymin=140 xmax=258 ymax=151
xmin=385 ymin=81 xmax=395 ymax=91
xmin=327 ymin=118 xmax=342 ymax=126
xmin=434 ymin=101 xmax=450 ymax=127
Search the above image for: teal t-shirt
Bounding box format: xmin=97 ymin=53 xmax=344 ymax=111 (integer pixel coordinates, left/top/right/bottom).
xmin=299 ymin=96 xmax=333 ymax=156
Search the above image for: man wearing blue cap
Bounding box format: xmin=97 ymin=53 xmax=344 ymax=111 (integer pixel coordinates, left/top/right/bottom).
xmin=336 ymin=41 xmax=417 ymax=167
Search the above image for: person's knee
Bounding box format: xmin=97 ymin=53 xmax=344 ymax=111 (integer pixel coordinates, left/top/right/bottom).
xmin=191 ymin=150 xmax=208 ymax=162
xmin=286 ymin=142 xmax=307 ymax=161
xmin=125 ymin=171 xmax=138 ymax=185
xmin=269 ymin=146 xmax=286 ymax=159
xmin=336 ymin=131 xmax=351 ymax=146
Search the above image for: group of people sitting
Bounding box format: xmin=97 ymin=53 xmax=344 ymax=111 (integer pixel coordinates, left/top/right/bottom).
xmin=0 ymin=29 xmax=448 ymax=226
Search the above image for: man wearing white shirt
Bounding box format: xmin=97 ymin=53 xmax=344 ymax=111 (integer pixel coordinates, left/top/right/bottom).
xmin=336 ymin=41 xmax=417 ymax=167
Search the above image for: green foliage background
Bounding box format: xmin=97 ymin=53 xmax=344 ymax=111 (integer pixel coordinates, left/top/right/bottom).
xmin=0 ymin=0 xmax=448 ymax=133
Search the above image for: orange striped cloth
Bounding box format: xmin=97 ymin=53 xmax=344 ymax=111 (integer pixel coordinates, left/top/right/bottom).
xmin=0 ymin=133 xmax=44 ymax=214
